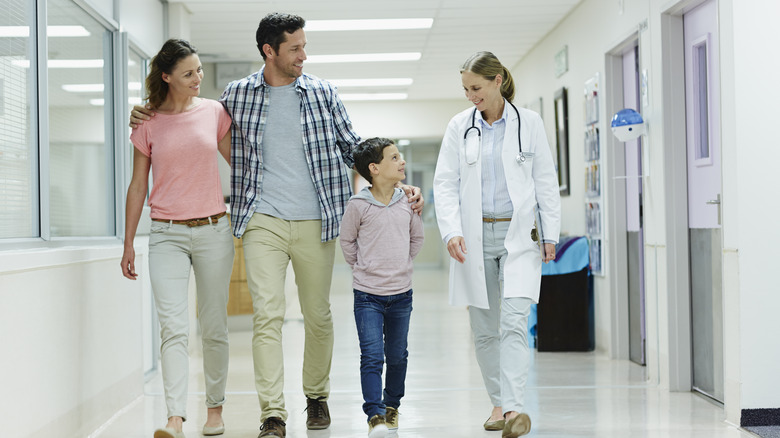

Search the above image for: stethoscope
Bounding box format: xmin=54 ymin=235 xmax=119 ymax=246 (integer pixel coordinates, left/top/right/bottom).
xmin=463 ymin=101 xmax=531 ymax=165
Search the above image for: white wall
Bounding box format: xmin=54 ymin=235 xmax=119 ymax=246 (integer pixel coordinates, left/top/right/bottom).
xmin=0 ymin=246 xmax=146 ymax=437
xmin=121 ymin=0 xmax=166 ymax=57
xmin=725 ymin=0 xmax=780 ymax=414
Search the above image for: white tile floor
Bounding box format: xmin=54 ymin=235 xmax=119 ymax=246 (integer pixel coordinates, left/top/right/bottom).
xmin=94 ymin=267 xmax=756 ymax=438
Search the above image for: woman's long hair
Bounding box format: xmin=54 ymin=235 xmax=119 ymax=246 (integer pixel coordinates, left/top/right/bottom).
xmin=460 ymin=51 xmax=515 ymax=102
xmin=145 ymin=39 xmax=198 ymax=109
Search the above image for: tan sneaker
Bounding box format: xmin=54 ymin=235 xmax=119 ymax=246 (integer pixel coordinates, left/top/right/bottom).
xmin=385 ymin=407 xmax=399 ymax=430
xmin=502 ymin=413 xmax=531 ymax=438
xmin=484 ymin=416 xmax=505 ymax=431
xmin=367 ymin=414 xmax=389 ymax=438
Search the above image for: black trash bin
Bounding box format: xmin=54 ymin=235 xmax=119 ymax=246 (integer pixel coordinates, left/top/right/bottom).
xmin=536 ymin=236 xmax=594 ymax=352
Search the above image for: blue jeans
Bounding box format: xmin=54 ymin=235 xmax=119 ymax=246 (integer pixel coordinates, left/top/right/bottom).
xmin=353 ymin=289 xmax=413 ymax=419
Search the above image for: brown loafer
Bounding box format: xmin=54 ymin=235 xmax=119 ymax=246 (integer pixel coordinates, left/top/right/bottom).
xmin=502 ymin=413 xmax=531 ymax=438
xmin=258 ymin=417 xmax=286 ymax=437
xmin=484 ymin=417 xmax=505 ymax=431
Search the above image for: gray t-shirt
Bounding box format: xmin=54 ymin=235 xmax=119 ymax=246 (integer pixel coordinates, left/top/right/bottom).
xmin=254 ymin=82 xmax=321 ymax=220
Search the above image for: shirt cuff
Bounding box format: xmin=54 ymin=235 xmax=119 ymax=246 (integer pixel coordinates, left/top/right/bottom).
xmin=443 ymin=231 xmax=463 ymax=244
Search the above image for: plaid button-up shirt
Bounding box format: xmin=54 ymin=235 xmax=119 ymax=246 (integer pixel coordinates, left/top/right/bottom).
xmin=220 ymin=67 xmax=361 ymax=241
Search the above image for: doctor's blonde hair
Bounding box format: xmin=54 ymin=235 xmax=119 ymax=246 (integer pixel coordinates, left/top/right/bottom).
xmin=460 ymin=51 xmax=515 ymax=102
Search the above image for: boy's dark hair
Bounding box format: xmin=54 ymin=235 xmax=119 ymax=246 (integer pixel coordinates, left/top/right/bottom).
xmin=354 ymin=137 xmax=395 ymax=184
xmin=256 ymin=13 xmax=306 ymax=60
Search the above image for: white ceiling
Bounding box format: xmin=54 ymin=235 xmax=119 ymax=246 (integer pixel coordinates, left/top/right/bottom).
xmin=171 ymin=0 xmax=581 ymax=101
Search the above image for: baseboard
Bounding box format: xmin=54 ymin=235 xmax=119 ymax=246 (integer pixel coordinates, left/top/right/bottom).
xmin=29 ymin=370 xmax=143 ymax=438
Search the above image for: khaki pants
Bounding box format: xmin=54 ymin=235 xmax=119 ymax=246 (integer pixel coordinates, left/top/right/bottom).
xmin=148 ymin=218 xmax=234 ymax=420
xmin=242 ymin=213 xmax=336 ymax=421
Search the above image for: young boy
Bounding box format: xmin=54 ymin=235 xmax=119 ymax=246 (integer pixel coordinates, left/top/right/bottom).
xmin=340 ymin=137 xmax=425 ymax=438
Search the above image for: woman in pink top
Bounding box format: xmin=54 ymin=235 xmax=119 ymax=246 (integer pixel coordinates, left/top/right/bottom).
xmin=120 ymin=39 xmax=233 ymax=438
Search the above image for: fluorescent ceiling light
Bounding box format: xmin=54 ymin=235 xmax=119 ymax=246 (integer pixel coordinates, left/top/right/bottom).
xmin=306 ymin=18 xmax=433 ymax=31
xmin=90 ymin=97 xmax=143 ymax=106
xmin=13 ymin=59 xmax=104 ymax=68
xmin=63 ymin=84 xmax=103 ymax=92
xmin=307 ymin=53 xmax=421 ymax=64
xmin=397 ymin=139 xmax=411 ymax=146
xmin=330 ymin=78 xmax=413 ymax=87
xmin=340 ymin=93 xmax=408 ymax=101
xmin=0 ymin=25 xmax=90 ymax=37
xmin=63 ymin=82 xmax=142 ymax=92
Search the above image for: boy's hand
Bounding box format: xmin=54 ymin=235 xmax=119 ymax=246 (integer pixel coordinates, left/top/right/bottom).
xmin=399 ymin=184 xmax=424 ymax=215
xmin=129 ymin=104 xmax=155 ymax=129
xmin=447 ymin=236 xmax=467 ymax=263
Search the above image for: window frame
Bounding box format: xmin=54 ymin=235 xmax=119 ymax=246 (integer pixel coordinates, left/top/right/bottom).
xmin=0 ymin=0 xmax=129 ymax=249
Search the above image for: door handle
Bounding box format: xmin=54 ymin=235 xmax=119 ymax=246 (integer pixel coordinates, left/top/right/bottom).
xmin=706 ymin=194 xmax=721 ymax=225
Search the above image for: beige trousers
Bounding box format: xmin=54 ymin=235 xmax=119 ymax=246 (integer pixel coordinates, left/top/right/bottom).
xmin=148 ymin=218 xmax=234 ymax=420
xmin=242 ymin=213 xmax=336 ymax=422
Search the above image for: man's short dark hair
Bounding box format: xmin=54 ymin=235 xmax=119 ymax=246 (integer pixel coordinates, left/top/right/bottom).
xmin=354 ymin=138 xmax=395 ymax=184
xmin=256 ymin=13 xmax=306 ymax=59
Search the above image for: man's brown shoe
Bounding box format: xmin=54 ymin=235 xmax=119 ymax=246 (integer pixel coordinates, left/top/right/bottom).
xmin=305 ymin=397 xmax=331 ymax=430
xmin=258 ymin=417 xmax=286 ymax=437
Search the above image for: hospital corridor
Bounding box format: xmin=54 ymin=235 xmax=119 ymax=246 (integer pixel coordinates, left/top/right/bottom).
xmin=2 ymin=0 xmax=780 ymax=437
xmin=89 ymin=267 xmax=751 ymax=438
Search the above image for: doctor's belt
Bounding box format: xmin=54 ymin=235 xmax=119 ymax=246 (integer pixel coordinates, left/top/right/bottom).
xmin=482 ymin=217 xmax=512 ymax=223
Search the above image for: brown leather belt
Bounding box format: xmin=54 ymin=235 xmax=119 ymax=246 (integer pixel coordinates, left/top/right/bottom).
xmin=152 ymin=211 xmax=227 ymax=227
xmin=482 ymin=217 xmax=512 ymax=223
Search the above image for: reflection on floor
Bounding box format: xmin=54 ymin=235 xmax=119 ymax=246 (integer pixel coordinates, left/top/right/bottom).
xmin=94 ymin=268 xmax=755 ymax=438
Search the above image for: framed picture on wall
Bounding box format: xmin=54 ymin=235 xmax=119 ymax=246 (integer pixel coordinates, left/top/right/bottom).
xmin=554 ymin=87 xmax=570 ymax=196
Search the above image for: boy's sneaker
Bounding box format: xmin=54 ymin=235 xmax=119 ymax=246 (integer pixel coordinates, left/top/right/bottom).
xmin=384 ymin=407 xmax=399 ymax=430
xmin=367 ymin=414 xmax=389 ymax=438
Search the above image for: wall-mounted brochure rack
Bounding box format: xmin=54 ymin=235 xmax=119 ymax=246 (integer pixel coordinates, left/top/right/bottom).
xmin=584 ymin=73 xmax=603 ymax=275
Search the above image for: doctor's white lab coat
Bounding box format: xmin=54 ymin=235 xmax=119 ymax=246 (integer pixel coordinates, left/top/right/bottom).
xmin=433 ymin=103 xmax=561 ymax=308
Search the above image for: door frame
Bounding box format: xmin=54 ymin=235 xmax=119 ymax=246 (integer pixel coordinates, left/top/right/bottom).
xmin=604 ymin=34 xmax=639 ymax=361
xmin=659 ymin=0 xmax=718 ymax=392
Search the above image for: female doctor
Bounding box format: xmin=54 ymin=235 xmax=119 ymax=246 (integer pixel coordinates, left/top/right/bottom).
xmin=433 ymin=51 xmax=561 ymax=438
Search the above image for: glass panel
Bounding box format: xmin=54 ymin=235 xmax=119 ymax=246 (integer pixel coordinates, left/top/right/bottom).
xmin=694 ymin=43 xmax=710 ymax=161
xmin=47 ymin=0 xmax=115 ymax=237
xmin=0 ymin=0 xmax=37 ymax=238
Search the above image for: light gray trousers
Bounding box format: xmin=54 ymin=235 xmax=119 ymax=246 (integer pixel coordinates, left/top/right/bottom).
xmin=468 ymin=220 xmax=533 ymax=415
xmin=148 ymin=218 xmax=234 ymax=420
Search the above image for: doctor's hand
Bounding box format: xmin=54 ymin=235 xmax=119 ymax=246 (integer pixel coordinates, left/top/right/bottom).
xmin=129 ymin=104 xmax=155 ymax=129
xmin=542 ymin=243 xmax=556 ymax=264
xmin=447 ymin=236 xmax=468 ymax=264
xmin=398 ymin=184 xmax=424 ymax=215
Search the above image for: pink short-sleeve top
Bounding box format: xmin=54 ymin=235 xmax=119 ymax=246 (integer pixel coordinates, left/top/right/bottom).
xmin=130 ymin=99 xmax=232 ymax=220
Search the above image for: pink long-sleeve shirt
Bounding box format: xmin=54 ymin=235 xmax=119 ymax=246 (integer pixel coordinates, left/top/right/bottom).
xmin=339 ymin=187 xmax=424 ymax=296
